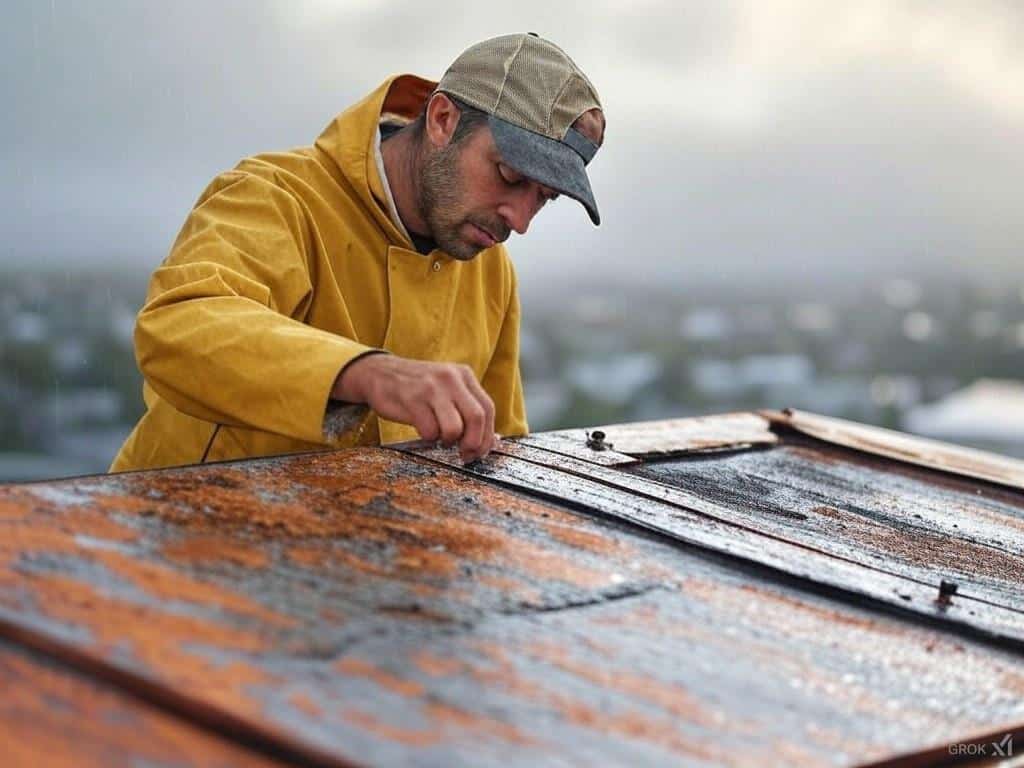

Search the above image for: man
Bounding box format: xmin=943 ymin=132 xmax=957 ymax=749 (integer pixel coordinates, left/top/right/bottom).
xmin=110 ymin=33 xmax=605 ymax=472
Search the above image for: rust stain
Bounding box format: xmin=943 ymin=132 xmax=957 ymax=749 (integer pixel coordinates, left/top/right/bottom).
xmin=161 ymin=536 xmax=270 ymax=569
xmin=409 ymin=582 xmax=446 ymax=598
xmin=136 ymin=451 xmax=625 ymax=591
xmin=675 ymin=576 xmax=1021 ymax=733
xmin=319 ymin=548 xmax=395 ymax=579
xmin=476 ymin=539 xmax=625 ymax=589
xmin=68 ymin=509 xmax=142 ymax=543
xmin=464 ymin=641 xmax=722 ymax=762
xmin=0 ymin=498 xmax=34 ymax=523
xmin=341 ymin=708 xmax=438 ymax=748
xmin=18 ymin=573 xmax=277 ymax=720
xmin=541 ymin=519 xmax=632 ymax=555
xmin=4 ymin=437 xmax=1021 ymax=765
xmin=960 ymin=501 xmax=1024 ymax=537
xmin=344 ymin=485 xmax=387 ymax=505
xmin=411 ymin=650 xmax=467 ymax=677
xmin=801 ymin=720 xmax=881 ymax=762
xmin=578 ymin=635 xmax=618 ymax=660
xmin=393 ymin=545 xmax=458 ymax=578
xmin=475 ymin=572 xmax=543 ymax=604
xmin=115 ymin=472 xmax=319 ymax=538
xmin=0 ymin=643 xmax=286 ymax=768
xmin=590 ymin=601 xmax=662 ymax=627
xmin=335 ymin=658 xmax=426 ymax=698
xmin=597 ymin=710 xmax=720 ymax=763
xmin=0 ymin=492 xmax=140 ymax=574
xmin=341 ymin=702 xmax=536 ymax=748
xmin=5 ymin=449 xmax=655 ymax=623
xmin=811 ymin=505 xmax=1024 ymax=583
xmin=88 ymin=549 xmax=293 ymax=628
xmin=423 ymin=700 xmax=537 ymax=746
xmin=285 ymin=546 xmax=328 ymax=568
xmin=287 ymin=691 xmax=324 ymax=719
xmin=377 ymin=605 xmax=453 ymax=624
xmin=317 ymin=607 xmax=345 ymax=624
xmin=523 ymin=638 xmax=725 ymax=729
xmin=732 ymin=580 xmax=890 ymax=634
xmin=757 ymin=737 xmax=844 ymax=768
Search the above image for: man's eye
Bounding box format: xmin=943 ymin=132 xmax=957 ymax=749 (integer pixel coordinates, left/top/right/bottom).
xmin=498 ymin=163 xmax=522 ymax=185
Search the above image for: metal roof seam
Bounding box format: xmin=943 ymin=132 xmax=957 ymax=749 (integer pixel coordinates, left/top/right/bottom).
xmin=397 ymin=441 xmax=1024 ymax=654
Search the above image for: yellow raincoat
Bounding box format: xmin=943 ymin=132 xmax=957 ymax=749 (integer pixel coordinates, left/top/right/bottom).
xmin=110 ymin=75 xmax=528 ymax=472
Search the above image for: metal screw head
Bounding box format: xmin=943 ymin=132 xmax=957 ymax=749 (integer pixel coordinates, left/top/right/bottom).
xmin=938 ymin=579 xmax=959 ymax=599
xmin=586 ymin=430 xmax=607 ymax=451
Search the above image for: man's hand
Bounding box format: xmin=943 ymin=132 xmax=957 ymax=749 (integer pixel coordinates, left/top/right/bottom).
xmin=332 ymin=353 xmax=499 ymax=463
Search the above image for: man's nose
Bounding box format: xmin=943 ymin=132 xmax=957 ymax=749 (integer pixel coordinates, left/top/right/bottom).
xmin=499 ymin=188 xmax=542 ymax=236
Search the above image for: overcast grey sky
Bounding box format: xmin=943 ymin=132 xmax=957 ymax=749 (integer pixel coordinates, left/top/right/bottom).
xmin=3 ymin=0 xmax=1022 ymax=290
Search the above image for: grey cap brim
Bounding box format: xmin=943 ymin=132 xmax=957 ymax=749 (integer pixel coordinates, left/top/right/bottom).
xmin=488 ymin=114 xmax=600 ymax=226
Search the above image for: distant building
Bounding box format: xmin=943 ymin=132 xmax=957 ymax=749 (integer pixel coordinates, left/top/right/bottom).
xmin=903 ymin=378 xmax=1024 ymax=458
xmin=567 ymin=353 xmax=662 ymax=405
xmin=678 ymin=307 xmax=734 ymax=342
xmin=691 ymin=354 xmax=815 ymax=399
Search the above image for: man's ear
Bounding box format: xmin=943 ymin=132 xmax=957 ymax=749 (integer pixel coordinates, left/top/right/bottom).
xmin=424 ymin=92 xmax=461 ymax=149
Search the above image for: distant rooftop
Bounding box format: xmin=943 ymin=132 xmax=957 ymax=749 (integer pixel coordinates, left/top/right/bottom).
xmin=905 ymin=377 xmax=1024 ymax=442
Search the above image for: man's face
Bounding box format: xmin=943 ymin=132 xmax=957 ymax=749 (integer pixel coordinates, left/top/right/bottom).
xmin=417 ymin=123 xmax=560 ymax=261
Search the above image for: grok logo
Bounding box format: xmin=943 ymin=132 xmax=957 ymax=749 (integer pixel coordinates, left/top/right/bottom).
xmin=948 ymin=733 xmax=1013 ymax=757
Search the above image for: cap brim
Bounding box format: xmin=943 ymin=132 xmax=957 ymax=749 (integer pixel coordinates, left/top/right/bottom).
xmin=488 ymin=115 xmax=600 ymax=226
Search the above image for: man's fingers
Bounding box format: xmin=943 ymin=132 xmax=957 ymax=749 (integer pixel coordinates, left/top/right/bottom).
xmin=451 ymin=372 xmax=495 ymax=461
xmin=454 ymin=392 xmax=487 ymax=461
xmin=409 ymin=402 xmax=441 ymax=443
xmin=460 ymin=367 xmax=495 ymax=428
xmin=431 ymin=398 xmax=465 ymax=447
xmin=456 ymin=368 xmax=495 ymax=459
xmin=360 ymin=358 xmax=497 ymax=457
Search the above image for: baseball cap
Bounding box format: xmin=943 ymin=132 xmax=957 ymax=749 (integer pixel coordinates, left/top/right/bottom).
xmin=437 ymin=33 xmax=604 ymax=225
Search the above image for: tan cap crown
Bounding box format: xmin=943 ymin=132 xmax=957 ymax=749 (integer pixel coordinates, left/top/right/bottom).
xmin=437 ymin=33 xmax=602 ymax=144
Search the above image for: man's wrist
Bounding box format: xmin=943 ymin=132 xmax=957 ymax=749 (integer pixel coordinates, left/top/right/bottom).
xmin=331 ymin=350 xmax=388 ymax=403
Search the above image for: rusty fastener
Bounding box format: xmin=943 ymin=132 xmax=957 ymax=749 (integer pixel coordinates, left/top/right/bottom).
xmin=586 ymin=430 xmax=612 ymax=451
xmin=937 ymin=579 xmax=958 ymax=603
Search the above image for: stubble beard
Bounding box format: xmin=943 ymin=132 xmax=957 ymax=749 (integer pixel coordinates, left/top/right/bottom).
xmin=417 ymin=143 xmax=486 ymax=261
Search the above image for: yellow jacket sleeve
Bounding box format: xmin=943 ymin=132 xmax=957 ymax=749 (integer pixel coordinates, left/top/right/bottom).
xmin=134 ymin=171 xmax=378 ymax=445
xmin=482 ymin=262 xmax=529 ymax=437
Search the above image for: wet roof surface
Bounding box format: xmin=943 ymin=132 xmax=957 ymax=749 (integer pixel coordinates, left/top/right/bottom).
xmin=2 ymin=412 xmax=1023 ymax=767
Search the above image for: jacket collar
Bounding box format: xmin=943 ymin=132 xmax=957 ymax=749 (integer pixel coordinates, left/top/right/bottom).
xmin=314 ymin=74 xmax=437 ymax=248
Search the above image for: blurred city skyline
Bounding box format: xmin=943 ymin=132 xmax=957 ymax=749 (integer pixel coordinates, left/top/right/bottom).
xmin=3 ymin=1 xmax=1022 ymax=291
xmin=3 ymin=266 xmax=1024 ymax=481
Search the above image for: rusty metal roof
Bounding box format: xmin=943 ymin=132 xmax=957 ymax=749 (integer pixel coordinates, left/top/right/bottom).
xmin=2 ymin=411 xmax=1023 ymax=767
